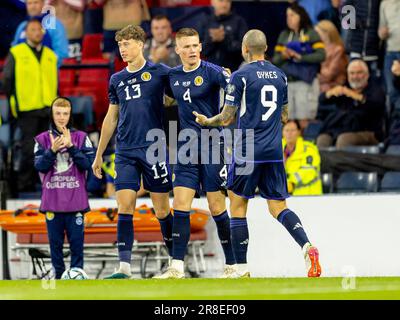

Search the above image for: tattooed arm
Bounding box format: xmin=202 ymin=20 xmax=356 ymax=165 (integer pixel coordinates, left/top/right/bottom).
xmin=193 ymin=104 xmax=238 ymax=127
xmin=281 ymin=104 xmax=289 ymax=125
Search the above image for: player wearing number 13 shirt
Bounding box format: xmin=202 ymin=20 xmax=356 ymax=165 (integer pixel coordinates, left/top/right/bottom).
xmin=193 ymin=30 xmax=322 ymax=278
xmin=92 ymin=25 xmax=173 ymax=279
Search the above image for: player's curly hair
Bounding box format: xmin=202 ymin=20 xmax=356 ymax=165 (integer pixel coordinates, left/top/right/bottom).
xmin=115 ymin=25 xmax=146 ymax=43
xmin=175 ymin=28 xmax=199 ymax=40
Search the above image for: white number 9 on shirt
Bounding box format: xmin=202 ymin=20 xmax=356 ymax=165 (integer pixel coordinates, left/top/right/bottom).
xmin=261 ymin=85 xmax=277 ymax=121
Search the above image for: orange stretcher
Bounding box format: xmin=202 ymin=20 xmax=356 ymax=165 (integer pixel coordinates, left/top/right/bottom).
xmin=0 ymin=204 xmax=210 ymax=234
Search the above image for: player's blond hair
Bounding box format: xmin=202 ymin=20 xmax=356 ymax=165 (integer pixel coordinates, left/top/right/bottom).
xmin=175 ymin=28 xmax=199 ymax=40
xmin=115 ymin=25 xmax=146 ymax=43
xmin=51 ymin=97 xmax=71 ymax=108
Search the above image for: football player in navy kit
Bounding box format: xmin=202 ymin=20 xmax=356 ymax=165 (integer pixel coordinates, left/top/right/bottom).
xmin=154 ymin=28 xmax=237 ymax=279
xmin=194 ymin=29 xmax=322 ymax=278
xmin=92 ymin=25 xmax=174 ymax=279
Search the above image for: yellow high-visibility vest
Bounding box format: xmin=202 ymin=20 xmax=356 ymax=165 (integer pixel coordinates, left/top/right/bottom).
xmin=9 ymin=43 xmax=57 ymax=117
xmin=283 ymin=137 xmax=323 ymax=196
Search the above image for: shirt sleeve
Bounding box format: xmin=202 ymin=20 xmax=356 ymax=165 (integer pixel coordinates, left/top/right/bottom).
xmin=224 ymin=72 xmax=244 ymax=108
xmin=108 ymin=76 xmax=119 ymax=105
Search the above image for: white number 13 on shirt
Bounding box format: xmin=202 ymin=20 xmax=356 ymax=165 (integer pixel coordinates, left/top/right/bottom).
xmin=261 ymin=85 xmax=277 ymax=121
xmin=125 ymin=84 xmax=141 ymax=100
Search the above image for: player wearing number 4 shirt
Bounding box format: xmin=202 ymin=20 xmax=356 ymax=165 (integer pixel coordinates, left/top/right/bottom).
xmin=92 ymin=25 xmax=174 ymax=279
xmin=153 ymin=28 xmax=237 ymax=279
xmin=194 ymin=29 xmax=322 ymax=278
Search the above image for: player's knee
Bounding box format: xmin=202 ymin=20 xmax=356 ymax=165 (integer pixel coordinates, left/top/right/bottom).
xmin=173 ymin=198 xmax=191 ymax=212
xmin=153 ymin=207 xmax=170 ymax=219
xmin=267 ymin=201 xmax=287 ymax=219
xmin=208 ymin=201 xmax=226 ymax=216
xmin=117 ymin=202 xmax=135 ymax=214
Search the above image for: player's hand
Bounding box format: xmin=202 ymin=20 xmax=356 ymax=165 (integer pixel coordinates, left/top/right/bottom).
xmin=193 ymin=111 xmax=209 ymax=126
xmin=92 ymin=156 xmax=103 ymax=179
xmin=223 ymin=67 xmax=231 ymax=76
xmin=61 ymin=127 xmax=73 ymax=148
xmin=49 ymin=132 xmax=64 ymax=153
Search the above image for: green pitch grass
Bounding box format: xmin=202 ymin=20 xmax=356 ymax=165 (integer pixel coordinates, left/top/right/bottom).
xmin=1 ymin=277 xmax=400 ymax=300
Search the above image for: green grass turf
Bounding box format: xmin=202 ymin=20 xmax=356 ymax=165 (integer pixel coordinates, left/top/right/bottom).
xmin=1 ymin=277 xmax=400 ymax=300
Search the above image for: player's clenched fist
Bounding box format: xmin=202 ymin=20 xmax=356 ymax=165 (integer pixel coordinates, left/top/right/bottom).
xmin=92 ymin=156 xmax=103 ymax=179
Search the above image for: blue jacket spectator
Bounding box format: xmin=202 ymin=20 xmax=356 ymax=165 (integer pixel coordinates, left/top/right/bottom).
xmin=11 ymin=0 xmax=68 ymax=67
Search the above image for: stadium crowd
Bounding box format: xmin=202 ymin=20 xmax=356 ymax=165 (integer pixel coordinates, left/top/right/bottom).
xmin=0 ymin=0 xmax=399 ymax=198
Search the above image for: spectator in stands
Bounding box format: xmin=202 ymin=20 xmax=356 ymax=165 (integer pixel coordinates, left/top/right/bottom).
xmin=283 ymin=120 xmax=323 ymax=196
xmin=379 ymin=0 xmax=400 ymax=113
xmin=47 ymin=0 xmax=85 ymax=59
xmin=316 ymin=59 xmax=386 ymax=148
xmin=34 ymin=97 xmax=94 ymax=279
xmin=143 ymin=15 xmax=180 ymax=67
xmin=315 ymin=20 xmax=348 ymax=93
xmin=97 ymin=0 xmax=150 ymax=60
xmin=197 ymin=0 xmax=248 ymax=72
xmin=11 ymin=0 xmax=69 ymax=66
xmin=344 ymin=0 xmax=381 ymax=78
xmin=272 ymin=3 xmax=326 ymax=130
xmin=3 ymin=18 xmax=58 ymax=192
xmin=317 ymin=0 xmax=342 ymax=32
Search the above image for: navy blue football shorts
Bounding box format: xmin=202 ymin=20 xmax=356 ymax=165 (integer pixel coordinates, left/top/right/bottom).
xmin=172 ymin=142 xmax=227 ymax=193
xmin=114 ymin=147 xmax=172 ymax=193
xmin=227 ymin=159 xmax=289 ymax=200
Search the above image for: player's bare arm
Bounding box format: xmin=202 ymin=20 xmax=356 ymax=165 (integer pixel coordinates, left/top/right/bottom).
xmin=92 ymin=104 xmax=119 ymax=178
xmin=281 ymin=104 xmax=289 ymax=125
xmin=193 ymin=104 xmax=238 ymax=127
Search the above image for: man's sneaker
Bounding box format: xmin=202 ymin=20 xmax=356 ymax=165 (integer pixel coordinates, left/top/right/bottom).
xmin=220 ymin=265 xmax=238 ymax=278
xmin=304 ymin=245 xmax=321 ymax=277
xmin=104 ymin=272 xmax=131 ymax=279
xmin=153 ymin=267 xmax=185 ymax=279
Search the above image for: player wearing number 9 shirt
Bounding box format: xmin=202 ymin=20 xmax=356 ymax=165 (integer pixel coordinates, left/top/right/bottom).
xmin=193 ymin=29 xmax=322 ymax=278
xmin=92 ymin=25 xmax=174 ymax=279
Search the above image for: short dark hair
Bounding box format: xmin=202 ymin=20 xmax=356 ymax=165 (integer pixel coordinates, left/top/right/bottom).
xmin=115 ymin=25 xmax=146 ymax=43
xmin=288 ymin=3 xmax=312 ymax=31
xmin=25 ymin=18 xmax=42 ymax=30
xmin=285 ymin=119 xmax=301 ymax=131
xmin=175 ymin=28 xmax=199 ymax=40
xmin=152 ymin=14 xmax=170 ymax=22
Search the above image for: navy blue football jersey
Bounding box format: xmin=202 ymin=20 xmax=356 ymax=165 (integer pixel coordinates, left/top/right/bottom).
xmin=225 ymin=60 xmax=288 ymax=162
xmin=108 ymin=61 xmax=170 ymax=151
xmin=168 ymin=60 xmax=230 ymax=136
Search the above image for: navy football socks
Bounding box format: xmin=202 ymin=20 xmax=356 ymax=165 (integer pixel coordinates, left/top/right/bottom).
xmin=230 ymin=217 xmax=249 ymax=264
xmin=157 ymin=212 xmax=174 ymax=256
xmin=117 ymin=213 xmax=134 ymax=264
xmin=277 ymin=209 xmax=310 ymax=248
xmin=172 ymin=210 xmax=191 ymax=261
xmin=213 ymin=210 xmax=236 ymax=265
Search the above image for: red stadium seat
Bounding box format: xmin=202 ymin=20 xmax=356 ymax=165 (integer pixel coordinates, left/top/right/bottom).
xmin=81 ymin=33 xmax=104 ymax=59
xmin=59 ymin=58 xmax=78 ymax=91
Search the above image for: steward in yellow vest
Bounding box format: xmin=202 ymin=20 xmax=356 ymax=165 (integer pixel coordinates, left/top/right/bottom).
xmin=3 ymin=19 xmax=58 ymax=192
xmin=8 ymin=42 xmax=57 ymax=117
xmin=283 ymin=120 xmax=323 ymax=196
